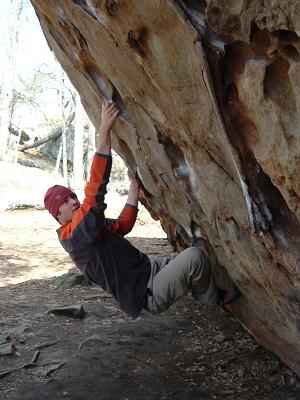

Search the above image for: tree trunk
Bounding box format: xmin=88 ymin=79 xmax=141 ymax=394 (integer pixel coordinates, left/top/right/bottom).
xmin=0 ymin=0 xmax=23 ymax=159
xmin=55 ymin=141 xmax=62 ymax=174
xmin=60 ymin=73 xmax=68 ymax=186
xmin=13 ymin=119 xmax=22 ymax=164
xmin=86 ymin=119 xmax=95 ymax=181
xmin=73 ymin=92 xmax=84 ymax=190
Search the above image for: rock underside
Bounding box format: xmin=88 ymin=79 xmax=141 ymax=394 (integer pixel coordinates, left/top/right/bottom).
xmin=30 ymin=0 xmax=300 ymax=375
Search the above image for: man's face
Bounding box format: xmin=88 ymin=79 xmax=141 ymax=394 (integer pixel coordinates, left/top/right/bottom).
xmin=57 ymin=194 xmax=80 ymax=224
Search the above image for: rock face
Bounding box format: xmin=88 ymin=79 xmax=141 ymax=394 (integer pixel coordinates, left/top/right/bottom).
xmin=31 ymin=1 xmax=300 ymax=374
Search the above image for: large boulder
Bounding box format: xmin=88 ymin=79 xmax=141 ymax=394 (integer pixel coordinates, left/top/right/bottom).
xmin=30 ymin=0 xmax=300 ymax=374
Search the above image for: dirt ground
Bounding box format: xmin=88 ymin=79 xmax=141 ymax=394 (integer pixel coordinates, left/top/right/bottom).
xmin=0 ymin=209 xmax=299 ymax=400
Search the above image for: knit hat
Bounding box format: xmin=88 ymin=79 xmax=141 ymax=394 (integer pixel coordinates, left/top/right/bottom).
xmin=44 ymin=185 xmax=76 ymax=219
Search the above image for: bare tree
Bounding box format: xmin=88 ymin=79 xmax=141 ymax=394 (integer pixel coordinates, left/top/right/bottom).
xmin=0 ymin=0 xmax=23 ymax=159
xmin=60 ymin=71 xmax=69 ymax=186
xmin=73 ymin=92 xmax=84 ymax=191
xmin=85 ymin=120 xmax=96 ymax=181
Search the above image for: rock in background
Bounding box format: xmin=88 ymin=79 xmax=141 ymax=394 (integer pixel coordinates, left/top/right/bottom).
xmin=30 ymin=0 xmax=300 ymax=375
xmin=0 ymin=160 xmax=64 ymax=211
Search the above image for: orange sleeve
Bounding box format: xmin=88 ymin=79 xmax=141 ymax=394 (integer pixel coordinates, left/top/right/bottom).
xmin=108 ymin=204 xmax=138 ymax=236
xmin=59 ymin=154 xmax=111 ymax=241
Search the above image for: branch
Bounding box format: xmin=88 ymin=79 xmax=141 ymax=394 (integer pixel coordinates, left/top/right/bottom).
xmin=19 ymin=112 xmax=74 ymax=152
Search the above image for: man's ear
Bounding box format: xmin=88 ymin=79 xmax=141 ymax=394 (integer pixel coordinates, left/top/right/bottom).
xmin=57 ymin=212 xmax=62 ymax=224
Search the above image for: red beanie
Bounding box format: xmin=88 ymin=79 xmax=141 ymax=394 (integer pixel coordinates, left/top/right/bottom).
xmin=44 ymin=185 xmax=76 ymax=219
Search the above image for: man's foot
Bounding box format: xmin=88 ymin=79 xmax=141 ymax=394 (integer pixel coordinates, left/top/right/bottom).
xmin=218 ymin=287 xmax=241 ymax=306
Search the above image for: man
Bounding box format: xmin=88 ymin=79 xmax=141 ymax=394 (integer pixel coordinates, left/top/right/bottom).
xmin=44 ymin=101 xmax=240 ymax=319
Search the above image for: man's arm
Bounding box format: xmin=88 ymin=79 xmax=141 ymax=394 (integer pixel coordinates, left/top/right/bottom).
xmin=107 ymin=176 xmax=140 ymax=236
xmin=91 ymin=101 xmax=138 ymax=237
xmin=126 ymin=176 xmax=140 ymax=208
xmin=96 ymin=101 xmax=119 ymax=155
xmin=59 ymin=101 xmax=119 ymax=243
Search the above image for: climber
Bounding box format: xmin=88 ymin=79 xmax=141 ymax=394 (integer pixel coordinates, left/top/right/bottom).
xmin=44 ymin=100 xmax=240 ymax=319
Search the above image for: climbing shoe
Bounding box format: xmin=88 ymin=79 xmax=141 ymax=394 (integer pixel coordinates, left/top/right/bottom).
xmin=218 ymin=287 xmax=241 ymax=306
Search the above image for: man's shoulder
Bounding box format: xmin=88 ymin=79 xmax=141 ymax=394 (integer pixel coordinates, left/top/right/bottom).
xmin=57 ymin=223 xmax=72 ymax=241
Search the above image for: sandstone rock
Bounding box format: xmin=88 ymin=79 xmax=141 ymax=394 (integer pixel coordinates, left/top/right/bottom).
xmin=47 ymin=304 xmax=86 ymax=319
xmin=30 ymin=0 xmax=300 ymax=375
xmin=52 ymin=271 xmax=92 ymax=288
xmin=213 ymin=333 xmax=226 ymax=344
xmin=0 ymin=342 xmax=17 ymax=356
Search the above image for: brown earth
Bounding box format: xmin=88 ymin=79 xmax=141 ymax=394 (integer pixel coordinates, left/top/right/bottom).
xmin=0 ymin=209 xmax=299 ymax=400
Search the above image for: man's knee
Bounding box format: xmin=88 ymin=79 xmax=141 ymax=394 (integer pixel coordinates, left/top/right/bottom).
xmin=182 ymin=247 xmax=210 ymax=265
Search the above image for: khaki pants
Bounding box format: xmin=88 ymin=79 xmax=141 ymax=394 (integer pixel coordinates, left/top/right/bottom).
xmin=144 ymin=247 xmax=218 ymax=315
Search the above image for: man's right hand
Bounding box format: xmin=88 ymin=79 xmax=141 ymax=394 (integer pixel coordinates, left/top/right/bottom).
xmin=96 ymin=100 xmax=120 ymax=155
xmin=98 ymin=100 xmax=120 ymax=134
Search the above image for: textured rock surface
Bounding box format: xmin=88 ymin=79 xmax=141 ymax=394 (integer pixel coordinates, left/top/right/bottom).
xmin=31 ymin=0 xmax=300 ymax=374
